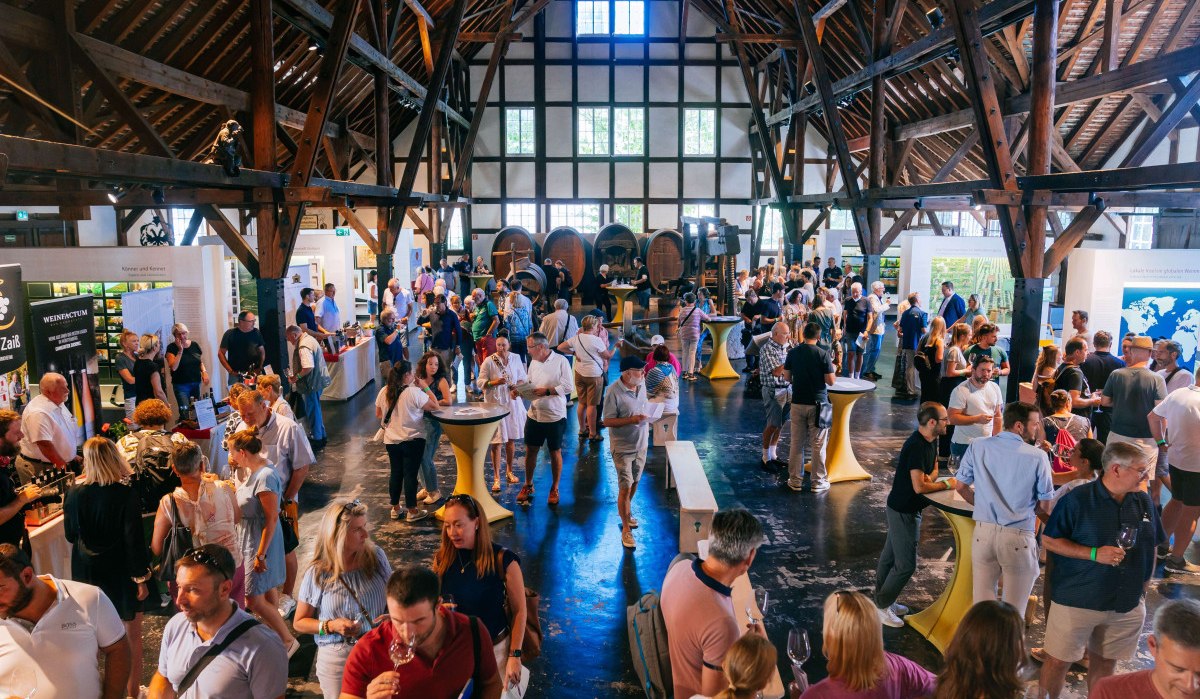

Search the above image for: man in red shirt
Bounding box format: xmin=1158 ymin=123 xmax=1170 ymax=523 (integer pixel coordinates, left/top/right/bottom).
xmin=1092 ymin=598 xmax=1200 ymax=698
xmin=339 ymin=566 xmax=501 ymax=699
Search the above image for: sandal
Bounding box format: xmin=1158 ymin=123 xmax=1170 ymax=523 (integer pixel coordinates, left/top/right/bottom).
xmin=491 ymin=482 xmax=502 ymax=494
xmin=506 ymin=471 xmax=520 ymax=484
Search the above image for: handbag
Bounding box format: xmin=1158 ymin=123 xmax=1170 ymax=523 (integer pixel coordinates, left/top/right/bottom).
xmin=498 ymin=549 xmax=543 ymax=663
xmin=373 ymin=395 xmax=400 ymax=442
xmin=279 ymin=506 xmax=300 ymax=551
xmin=155 ymin=496 xmax=194 ymax=583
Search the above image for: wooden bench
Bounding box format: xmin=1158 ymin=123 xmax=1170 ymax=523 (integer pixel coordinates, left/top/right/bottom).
xmin=650 ymin=412 xmax=678 ymax=446
xmin=665 ymin=441 xmax=718 ymax=554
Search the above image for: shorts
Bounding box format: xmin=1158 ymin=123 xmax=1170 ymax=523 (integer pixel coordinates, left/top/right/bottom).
xmin=1044 ymin=601 xmax=1145 ymax=663
xmin=525 ymin=417 xmax=566 ymax=451
xmin=842 ymin=334 xmax=865 ymax=354
xmin=762 ymin=391 xmax=788 ymax=427
xmin=575 ymin=375 xmax=603 ymax=406
xmin=613 ymin=451 xmax=647 ymax=490
xmin=1169 ymin=465 xmax=1200 ymax=506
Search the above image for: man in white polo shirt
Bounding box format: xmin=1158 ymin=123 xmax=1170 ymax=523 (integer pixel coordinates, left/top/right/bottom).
xmin=947 ymin=355 xmax=1004 ymax=458
xmin=0 ymin=544 xmax=130 ymax=698
xmin=16 ymin=373 xmax=79 ymax=483
xmin=517 ymin=333 xmax=573 ymax=508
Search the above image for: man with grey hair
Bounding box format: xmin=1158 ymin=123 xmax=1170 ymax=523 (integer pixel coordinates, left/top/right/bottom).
xmin=759 ymin=322 xmax=792 ymax=467
xmin=516 ymin=333 xmax=574 ymax=507
xmin=538 ymin=297 xmax=577 ymax=348
xmin=17 ymin=373 xmax=78 ymax=482
xmin=1102 ymin=335 xmax=1167 ymax=502
xmin=1091 ymin=598 xmax=1200 ymax=697
xmin=840 ymin=281 xmax=873 ymax=379
xmin=284 ymin=324 xmax=328 ymax=449
xmin=1155 ymin=338 xmax=1194 ymax=393
xmin=861 ymin=280 xmax=888 ymax=380
xmin=661 ymin=509 xmax=767 ymax=698
xmin=1040 ymin=440 xmax=1164 ymax=697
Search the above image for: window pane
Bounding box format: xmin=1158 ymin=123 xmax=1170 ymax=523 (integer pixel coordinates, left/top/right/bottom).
xmin=506 ymin=108 xmax=534 ymax=155
xmin=578 ymin=107 xmax=610 ymax=156
xmin=505 ymin=203 xmax=538 ymax=231
xmin=682 ymin=203 xmax=714 ymax=220
xmin=683 ymin=109 xmax=715 ymax=155
xmin=761 ymin=209 xmax=783 ymax=254
xmin=614 ymin=204 xmax=644 ymax=234
xmin=1126 ymin=207 xmax=1157 ymax=250
xmin=170 ymin=209 xmax=196 ymax=245
xmin=614 ymin=0 xmax=645 ymax=34
xmin=550 ymin=204 xmax=601 ymax=235
xmin=577 ymin=0 xmax=609 ymax=35
xmin=829 ymin=209 xmax=854 ymax=229
xmin=613 ymin=108 xmax=644 ymax=155
xmin=447 ymin=215 xmax=465 ymax=251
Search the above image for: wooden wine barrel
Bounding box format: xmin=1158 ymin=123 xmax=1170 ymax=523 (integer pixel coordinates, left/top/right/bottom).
xmin=490 ymin=226 xmax=538 ymax=281
xmin=538 ymin=227 xmax=592 ymax=291
xmin=641 ymin=228 xmax=685 ymax=292
xmin=593 ymin=223 xmax=640 ymax=280
xmin=510 ymin=259 xmax=549 ymax=305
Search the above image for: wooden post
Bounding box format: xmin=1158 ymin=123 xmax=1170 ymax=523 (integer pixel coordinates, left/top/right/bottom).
xmin=1024 ymin=0 xmax=1058 ymax=278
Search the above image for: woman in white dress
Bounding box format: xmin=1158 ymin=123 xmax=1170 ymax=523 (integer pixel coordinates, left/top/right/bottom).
xmin=477 ymin=333 xmax=528 ymax=493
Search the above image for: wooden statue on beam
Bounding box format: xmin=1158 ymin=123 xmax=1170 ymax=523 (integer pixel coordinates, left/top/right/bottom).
xmin=202 ymin=120 xmax=244 ymax=177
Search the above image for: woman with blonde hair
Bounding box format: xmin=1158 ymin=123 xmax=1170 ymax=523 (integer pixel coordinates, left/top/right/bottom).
xmin=64 ymin=436 xmax=151 ymax=699
xmin=229 ymin=426 xmax=298 ymax=654
xmin=696 ymin=634 xmax=777 ymax=699
xmin=134 ymin=332 xmax=168 ymax=404
xmin=916 ymin=316 xmax=947 ymax=404
xmin=934 ymin=600 xmax=1028 ymax=699
xmin=294 ymin=500 xmax=392 ymax=698
xmin=939 ymin=323 xmax=974 ymax=457
xmin=477 ymin=333 xmax=528 ymax=492
xmin=801 ymin=590 xmax=935 ymax=698
xmin=115 ymin=328 xmax=140 ymax=425
xmin=558 ymin=313 xmax=614 ymax=441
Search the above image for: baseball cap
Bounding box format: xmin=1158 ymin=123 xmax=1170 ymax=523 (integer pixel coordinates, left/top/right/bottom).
xmin=651 ymin=335 xmax=665 ymax=346
xmin=620 ymin=356 xmax=646 ymax=372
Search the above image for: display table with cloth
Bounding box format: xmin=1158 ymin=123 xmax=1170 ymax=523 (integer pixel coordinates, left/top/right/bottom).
xmin=321 ymin=339 xmax=377 ymax=401
xmin=806 ymin=377 xmax=876 ymax=483
xmin=607 ymin=285 xmax=636 ymax=325
xmin=431 ymin=405 xmax=511 ymax=523
xmin=906 ymin=485 xmax=975 ymax=654
xmin=699 ymin=316 xmax=741 ymax=380
xmin=27 ymin=513 xmax=70 ymax=578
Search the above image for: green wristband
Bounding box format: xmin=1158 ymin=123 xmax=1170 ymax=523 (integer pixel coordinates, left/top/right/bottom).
xmin=1090 ymin=547 xmax=1098 ymax=561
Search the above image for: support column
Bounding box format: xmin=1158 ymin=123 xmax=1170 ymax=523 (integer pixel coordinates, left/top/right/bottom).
xmin=862 ymin=254 xmax=881 ymax=292
xmin=1007 ymin=277 xmax=1046 ymax=402
xmin=256 ymin=278 xmax=289 ymax=377
xmin=376 ymin=252 xmax=395 ymax=310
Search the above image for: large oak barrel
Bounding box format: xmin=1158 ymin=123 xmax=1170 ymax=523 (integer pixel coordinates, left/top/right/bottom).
xmin=538 ymin=227 xmax=592 ymax=291
xmin=491 ymin=226 xmax=538 ymax=280
xmin=593 ymin=223 xmax=640 ymax=280
xmin=510 ymin=259 xmax=549 ymax=305
xmin=641 ymin=228 xmax=685 ymax=292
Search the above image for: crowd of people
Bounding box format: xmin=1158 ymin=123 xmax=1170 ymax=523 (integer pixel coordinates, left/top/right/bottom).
xmin=1 ymin=253 xmax=1198 ymax=699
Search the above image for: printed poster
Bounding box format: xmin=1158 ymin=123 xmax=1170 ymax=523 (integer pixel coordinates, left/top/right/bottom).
xmin=0 ymin=264 xmax=29 ymax=411
xmin=29 ymin=295 xmax=103 ymax=440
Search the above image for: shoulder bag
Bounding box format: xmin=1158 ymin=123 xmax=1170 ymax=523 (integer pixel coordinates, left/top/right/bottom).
xmin=155 ymin=496 xmax=194 ymax=583
xmin=371 ymin=395 xmax=400 ymax=443
xmin=173 ymin=618 xmax=260 ymax=696
xmin=497 ymin=548 xmax=543 ymax=662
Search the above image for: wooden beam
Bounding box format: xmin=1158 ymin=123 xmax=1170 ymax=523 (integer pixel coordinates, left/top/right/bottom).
xmin=812 ymin=0 xmax=848 ymax=21
xmin=450 ymin=6 xmax=516 ymax=195
xmin=179 ymin=208 xmax=205 ymax=246
xmin=1122 ymin=76 xmax=1200 ymax=167
xmin=1023 ymin=0 xmax=1057 ymax=277
xmin=1043 ymin=206 xmax=1101 ymax=271
xmin=949 ymin=0 xmax=1027 ymax=276
xmin=714 ymin=33 xmax=803 ymax=46
xmin=337 ymin=204 xmax=380 ymax=253
xmin=200 ymin=205 xmax=259 ymax=277
xmin=405 ymin=0 xmax=435 ymax=27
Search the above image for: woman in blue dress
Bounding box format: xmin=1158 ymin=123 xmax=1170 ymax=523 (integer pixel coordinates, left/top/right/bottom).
xmin=230 ymin=426 xmax=298 ymax=655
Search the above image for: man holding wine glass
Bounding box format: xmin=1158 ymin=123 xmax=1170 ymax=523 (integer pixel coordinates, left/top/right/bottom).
xmin=1038 ymin=441 xmax=1165 ymax=698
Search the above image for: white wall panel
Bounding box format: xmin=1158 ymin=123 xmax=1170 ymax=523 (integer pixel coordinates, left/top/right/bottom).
xmin=721 ymin=107 xmax=749 ymax=157
xmin=686 ymin=8 xmax=716 ymax=35
xmin=614 ymin=163 xmax=644 ymax=197
xmin=615 ymin=43 xmax=643 ymax=59
xmin=683 ymin=66 xmax=715 ymax=101
xmin=649 ymin=65 xmax=678 ymax=98
xmin=721 ymin=204 xmax=752 ymax=227
xmin=470 ymin=66 xmax=499 ymax=103
xmin=684 ymin=42 xmax=715 ymax=60
xmin=684 ymin=162 xmax=716 ymax=198
xmin=649 ymin=43 xmax=677 ymax=59
xmin=648 ymin=203 xmax=678 ymax=229
xmin=546 ymin=43 xmax=572 ymax=59
xmin=649 ymin=163 xmax=679 ymax=198
xmin=721 ymin=66 xmax=747 ymax=102
xmin=650 ymin=1 xmax=679 ymax=37
xmin=472 ymin=204 xmax=501 ymax=230
xmin=721 ymin=162 xmax=751 ymax=199
xmin=506 ymin=65 xmax=535 ymax=101
xmin=546 ymin=66 xmax=573 ymax=101
xmin=508 ymin=41 xmax=534 ymax=60
xmin=614 ymin=66 xmax=644 ymax=101
xmin=649 ymin=108 xmax=679 ymax=157
xmin=507 ymin=161 xmax=537 ymax=197
xmin=578 ymin=162 xmax=610 ymax=198
xmin=546 ymin=162 xmax=574 ymax=198
xmin=578 ymin=65 xmax=609 ymax=100
xmin=545 ymin=0 xmax=573 ymax=36
xmin=546 ymin=107 xmax=574 ymax=157
xmin=578 ymin=44 xmax=609 ymax=59
xmin=477 ymin=108 xmax=500 ymax=158
xmin=473 ymin=162 xmax=502 ymax=198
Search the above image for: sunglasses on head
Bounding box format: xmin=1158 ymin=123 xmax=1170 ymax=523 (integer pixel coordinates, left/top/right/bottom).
xmin=339 ymin=498 xmax=363 ymax=518
xmin=446 ymin=493 xmax=479 ymax=515
xmin=184 ymin=548 xmax=231 ymax=580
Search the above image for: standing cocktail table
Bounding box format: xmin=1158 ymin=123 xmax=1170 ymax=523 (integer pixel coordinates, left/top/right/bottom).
xmin=906 ymin=486 xmax=975 ymax=653
xmin=431 ymin=405 xmax=511 ymax=523
xmin=699 ymin=316 xmax=742 ymax=380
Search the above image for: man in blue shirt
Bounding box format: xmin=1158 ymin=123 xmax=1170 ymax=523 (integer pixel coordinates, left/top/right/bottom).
xmin=1039 ymin=441 xmax=1164 ymax=698
xmin=897 ymin=292 xmax=927 ymax=398
xmin=295 ymin=288 xmax=332 ymax=342
xmin=935 ymin=281 xmax=966 ymax=328
xmin=953 ymin=401 xmax=1055 ymax=618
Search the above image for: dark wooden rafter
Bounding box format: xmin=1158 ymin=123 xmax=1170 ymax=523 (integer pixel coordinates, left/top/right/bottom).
xmin=250 ymin=0 xmax=281 ymax=279
xmin=1023 ymin=0 xmax=1057 ymax=278
xmin=948 ymin=0 xmax=1027 ymax=276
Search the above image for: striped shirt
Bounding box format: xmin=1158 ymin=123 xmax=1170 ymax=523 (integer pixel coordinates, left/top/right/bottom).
xmin=298 ymin=547 xmax=393 ymax=646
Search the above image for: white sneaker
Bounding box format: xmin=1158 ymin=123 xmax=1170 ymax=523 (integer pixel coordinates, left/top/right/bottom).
xmin=416 ymin=488 xmax=429 ymax=501
xmin=810 ymin=480 xmax=831 ymax=492
xmin=422 ymin=490 xmax=442 ymax=505
xmin=877 ymin=606 xmax=904 ymax=628
xmin=277 ymin=594 xmax=297 ymax=619
xmin=787 ymin=479 xmax=805 ymax=492
xmin=889 ymin=602 xmax=910 ymax=616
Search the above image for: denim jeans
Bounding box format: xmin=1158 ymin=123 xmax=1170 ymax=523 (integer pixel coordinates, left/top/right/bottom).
xmin=303 ymin=389 xmax=326 ymax=440
xmin=173 ymin=382 xmax=202 ymax=410
xmin=861 ymin=332 xmax=884 ymax=375
xmin=419 ymin=416 xmax=442 ymax=493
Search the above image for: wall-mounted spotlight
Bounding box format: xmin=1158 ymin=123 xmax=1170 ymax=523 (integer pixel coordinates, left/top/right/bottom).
xmin=925 ymin=7 xmax=945 ymax=29
xmin=107 ymin=185 xmax=127 ymax=204
xmin=152 ymin=187 xmax=166 ymax=206
xmin=913 ymin=198 xmax=923 ymax=210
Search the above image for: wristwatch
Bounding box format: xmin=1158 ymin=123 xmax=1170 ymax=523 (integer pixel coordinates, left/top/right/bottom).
xmin=509 ymin=649 xmax=523 ymax=658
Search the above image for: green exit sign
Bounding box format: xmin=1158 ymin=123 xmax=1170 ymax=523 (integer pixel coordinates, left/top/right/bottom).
xmin=335 ymin=227 xmax=350 ymax=237
xmin=15 ymin=211 xmax=28 ymax=221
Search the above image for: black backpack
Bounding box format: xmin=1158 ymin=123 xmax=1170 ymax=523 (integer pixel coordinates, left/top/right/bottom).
xmin=132 ymin=431 xmax=181 ymax=513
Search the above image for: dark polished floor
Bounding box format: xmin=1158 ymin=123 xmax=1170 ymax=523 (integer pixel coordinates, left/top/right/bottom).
xmin=140 ymin=329 xmax=1199 ymax=698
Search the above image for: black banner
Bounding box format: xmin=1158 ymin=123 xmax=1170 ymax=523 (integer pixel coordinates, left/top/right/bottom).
xmin=0 ymin=264 xmax=28 ymax=411
xmin=29 ymin=295 xmax=102 ymax=439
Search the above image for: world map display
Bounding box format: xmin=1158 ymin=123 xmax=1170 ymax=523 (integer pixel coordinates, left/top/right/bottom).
xmin=1120 ymin=285 xmax=1200 ymax=371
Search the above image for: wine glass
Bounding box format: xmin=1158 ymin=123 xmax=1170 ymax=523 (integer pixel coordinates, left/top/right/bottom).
xmin=441 ymin=593 xmax=457 ymax=612
xmin=747 ymin=586 xmax=769 ymax=625
xmin=389 ymin=633 xmax=415 ymax=667
xmin=7 ymin=665 xmax=37 ymax=699
xmin=787 ymin=626 xmax=811 ymax=666
xmin=947 ymin=454 xmax=960 ymax=478
xmin=1116 ymin=525 xmax=1138 ymax=563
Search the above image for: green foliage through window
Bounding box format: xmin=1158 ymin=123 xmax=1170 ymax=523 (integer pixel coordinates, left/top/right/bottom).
xmin=505 ymin=108 xmax=535 ymax=155
xmin=683 ymin=109 xmax=715 ymax=155
xmin=578 ymin=107 xmax=611 ymax=156
xmin=613 ymin=108 xmax=644 ymax=155
xmin=614 ymin=204 xmax=644 ymax=233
